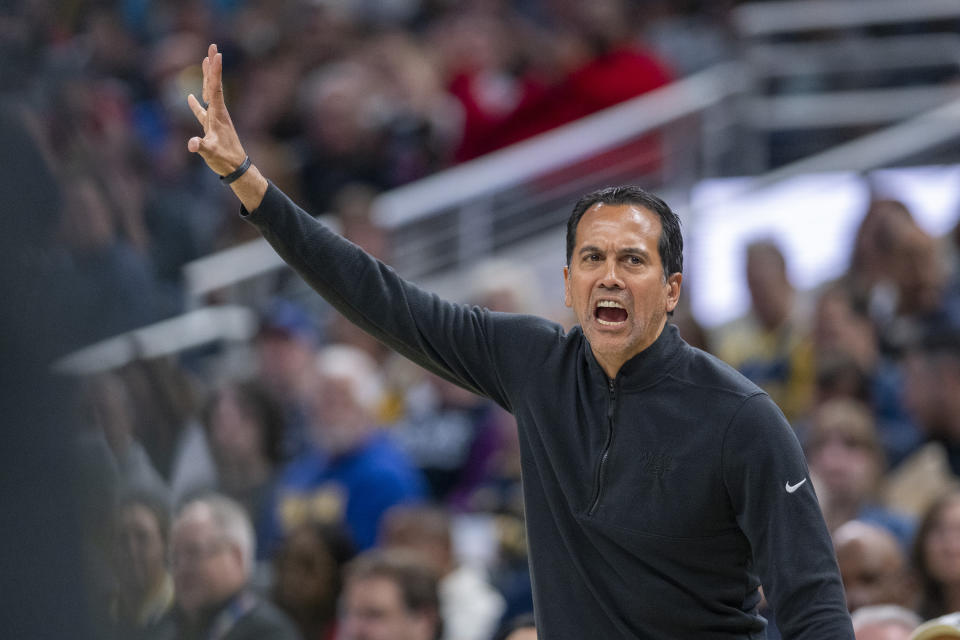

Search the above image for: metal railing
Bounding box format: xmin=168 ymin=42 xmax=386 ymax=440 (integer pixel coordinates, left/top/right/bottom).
xmin=62 ymin=95 xmax=960 ymax=374
xmin=57 ymin=0 xmax=960 ymax=371
xmin=181 ymin=0 xmax=960 ymax=308
xmin=733 ymin=0 xmax=960 ymax=37
xmin=52 ymin=305 xmax=258 ymax=375
xmin=733 ymin=0 xmax=960 ymax=168
xmin=184 ymin=63 xmax=745 ymax=303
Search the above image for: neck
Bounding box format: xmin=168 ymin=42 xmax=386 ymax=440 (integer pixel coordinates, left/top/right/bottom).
xmin=182 ymin=589 xmax=243 ymax=625
xmin=595 ymin=355 xmax=623 ymax=381
xmin=595 ymin=322 xmax=665 ymax=380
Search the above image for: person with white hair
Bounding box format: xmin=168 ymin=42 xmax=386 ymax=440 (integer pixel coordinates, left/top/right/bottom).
xmin=163 ymin=494 xmax=301 ymax=640
xmin=259 ymin=344 xmax=426 ymax=555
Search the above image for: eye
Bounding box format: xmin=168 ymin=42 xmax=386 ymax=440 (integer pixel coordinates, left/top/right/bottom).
xmin=586 ymin=253 xmax=601 ymax=262
xmin=627 ymin=255 xmax=642 ymax=265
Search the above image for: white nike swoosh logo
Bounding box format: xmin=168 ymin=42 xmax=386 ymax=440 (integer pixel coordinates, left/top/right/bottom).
xmin=785 ymin=478 xmax=807 ymax=493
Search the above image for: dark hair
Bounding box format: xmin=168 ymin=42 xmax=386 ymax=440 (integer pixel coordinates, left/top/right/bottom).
xmin=913 ymin=489 xmax=960 ymax=619
xmin=345 ymin=549 xmax=440 ymax=633
xmin=274 ymin=521 xmax=356 ymax=624
xmin=565 ymin=186 xmax=683 ymax=279
xmin=114 ymin=487 xmax=172 ymax=546
xmin=380 ymin=504 xmax=452 ymax=548
xmin=204 ymin=379 xmax=286 ymax=466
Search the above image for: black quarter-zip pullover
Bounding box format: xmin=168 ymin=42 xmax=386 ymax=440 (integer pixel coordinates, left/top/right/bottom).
xmin=243 ymin=184 xmax=853 ymax=639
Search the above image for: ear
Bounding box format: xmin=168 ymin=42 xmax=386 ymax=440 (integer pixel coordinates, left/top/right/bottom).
xmin=563 ymin=265 xmax=572 ymax=308
xmin=665 ymin=273 xmax=682 ymax=313
xmin=224 ymin=542 xmax=248 ymax=583
xmin=228 ymin=542 xmax=245 ymax=568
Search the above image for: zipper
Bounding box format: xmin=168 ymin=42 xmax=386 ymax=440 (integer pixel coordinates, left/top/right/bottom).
xmin=589 ymin=378 xmax=617 ymax=515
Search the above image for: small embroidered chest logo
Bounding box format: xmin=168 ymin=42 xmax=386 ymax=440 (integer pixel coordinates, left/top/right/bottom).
xmin=785 ymin=478 xmax=807 ymax=493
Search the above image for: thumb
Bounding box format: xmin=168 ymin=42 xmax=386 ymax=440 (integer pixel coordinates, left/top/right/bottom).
xmin=187 ymin=136 xmax=203 ymax=153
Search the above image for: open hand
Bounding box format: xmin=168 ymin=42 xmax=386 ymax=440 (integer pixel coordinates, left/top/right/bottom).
xmin=187 ymin=44 xmax=247 ymax=176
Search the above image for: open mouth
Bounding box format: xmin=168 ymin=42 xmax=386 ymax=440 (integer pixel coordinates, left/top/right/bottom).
xmin=595 ymin=300 xmax=628 ymax=326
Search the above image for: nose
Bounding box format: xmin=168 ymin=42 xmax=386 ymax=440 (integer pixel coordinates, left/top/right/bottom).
xmin=599 ymin=257 xmax=624 ymax=289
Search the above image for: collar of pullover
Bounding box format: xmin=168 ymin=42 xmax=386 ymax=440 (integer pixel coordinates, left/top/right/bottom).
xmin=587 ymin=322 xmax=683 ymax=390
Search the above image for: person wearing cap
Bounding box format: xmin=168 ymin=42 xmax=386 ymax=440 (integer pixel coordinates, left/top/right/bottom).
xmin=261 ymin=345 xmax=426 ymax=555
xmin=256 ymin=298 xmax=321 ymax=460
xmin=185 ymin=43 xmax=852 ymax=639
xmin=911 ymin=613 xmax=960 ymax=640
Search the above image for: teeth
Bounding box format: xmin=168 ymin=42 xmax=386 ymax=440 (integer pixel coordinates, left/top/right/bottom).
xmin=597 ymin=300 xmax=624 ymax=309
xmin=596 ymin=318 xmax=624 ymax=326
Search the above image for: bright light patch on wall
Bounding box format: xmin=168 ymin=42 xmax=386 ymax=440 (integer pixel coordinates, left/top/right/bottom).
xmin=687 ymin=165 xmax=960 ymax=329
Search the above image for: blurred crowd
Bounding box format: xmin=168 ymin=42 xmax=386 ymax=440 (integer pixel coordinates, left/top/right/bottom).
xmin=0 ymin=0 xmax=727 ymax=352
xmin=702 ymin=198 xmax=960 ymax=639
xmin=5 ymin=0 xmax=960 ymax=639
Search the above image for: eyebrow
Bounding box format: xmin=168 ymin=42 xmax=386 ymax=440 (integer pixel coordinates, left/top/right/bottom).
xmin=578 ymin=246 xmax=650 ymax=258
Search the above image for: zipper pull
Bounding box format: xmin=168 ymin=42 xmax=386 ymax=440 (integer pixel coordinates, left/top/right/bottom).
xmin=607 ymin=379 xmax=615 ymax=419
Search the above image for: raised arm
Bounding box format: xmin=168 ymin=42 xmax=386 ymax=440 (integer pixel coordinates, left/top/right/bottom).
xmin=186 ymin=43 xmax=267 ymax=212
xmin=184 ymin=45 xmax=561 ymax=410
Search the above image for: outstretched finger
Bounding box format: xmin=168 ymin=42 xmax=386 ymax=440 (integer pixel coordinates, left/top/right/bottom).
xmin=201 ymin=55 xmax=210 ymax=105
xmin=187 ymin=93 xmax=207 ymax=127
xmin=204 ymin=44 xmax=218 ymax=105
xmin=209 ymin=52 xmax=225 ymax=110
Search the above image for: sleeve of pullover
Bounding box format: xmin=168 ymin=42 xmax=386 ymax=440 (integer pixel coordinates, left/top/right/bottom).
xmin=242 ymin=183 xmax=550 ymax=411
xmin=722 ymin=393 xmax=854 ymax=640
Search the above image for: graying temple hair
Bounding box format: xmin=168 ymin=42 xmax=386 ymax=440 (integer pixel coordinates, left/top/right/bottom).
xmin=178 ymin=494 xmax=256 ymax=578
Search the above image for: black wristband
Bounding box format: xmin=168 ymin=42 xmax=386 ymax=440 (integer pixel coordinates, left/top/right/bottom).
xmin=220 ymin=156 xmax=252 ymax=184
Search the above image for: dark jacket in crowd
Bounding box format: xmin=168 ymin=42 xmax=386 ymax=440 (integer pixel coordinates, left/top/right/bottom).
xmin=155 ymin=591 xmax=300 ymax=640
